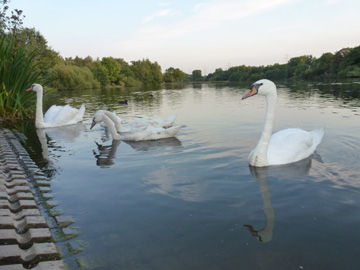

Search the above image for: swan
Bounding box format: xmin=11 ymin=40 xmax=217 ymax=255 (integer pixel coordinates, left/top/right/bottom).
xmin=242 ymin=79 xmax=324 ymax=167
xmin=26 ymin=84 xmax=85 ymax=129
xmin=90 ymin=110 xmax=181 ymax=141
xmin=98 ymin=110 xmax=177 ymax=132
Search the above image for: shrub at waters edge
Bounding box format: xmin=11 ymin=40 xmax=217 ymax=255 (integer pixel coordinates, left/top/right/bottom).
xmin=0 ymin=35 xmax=40 ymax=120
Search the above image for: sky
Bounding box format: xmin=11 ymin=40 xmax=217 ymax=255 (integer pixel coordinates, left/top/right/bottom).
xmin=11 ymin=0 xmax=360 ymax=74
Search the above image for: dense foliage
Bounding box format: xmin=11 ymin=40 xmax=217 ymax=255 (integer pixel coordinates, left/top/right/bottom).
xmin=204 ymin=46 xmax=360 ymax=82
xmin=163 ymin=67 xmax=186 ymax=83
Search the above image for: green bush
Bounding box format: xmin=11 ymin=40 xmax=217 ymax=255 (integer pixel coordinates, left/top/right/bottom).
xmin=48 ymin=64 xmax=100 ymax=90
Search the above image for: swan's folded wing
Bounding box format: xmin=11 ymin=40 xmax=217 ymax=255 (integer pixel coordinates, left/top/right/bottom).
xmin=121 ymin=126 xmax=180 ymax=141
xmin=44 ymin=105 xmax=64 ymax=123
xmin=267 ymin=128 xmax=315 ymax=165
xmin=45 ymin=105 xmax=83 ymax=126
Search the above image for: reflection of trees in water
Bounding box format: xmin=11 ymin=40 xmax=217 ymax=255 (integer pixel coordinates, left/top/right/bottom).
xmin=244 ymin=155 xmax=319 ymax=243
xmin=284 ymin=79 xmax=360 ymax=103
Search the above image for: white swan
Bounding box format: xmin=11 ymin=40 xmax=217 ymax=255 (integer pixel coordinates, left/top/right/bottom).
xmin=242 ymin=79 xmax=324 ymax=167
xmin=90 ymin=110 xmax=181 ymax=141
xmin=98 ymin=110 xmax=177 ymax=132
xmin=26 ymin=84 xmax=85 ymax=129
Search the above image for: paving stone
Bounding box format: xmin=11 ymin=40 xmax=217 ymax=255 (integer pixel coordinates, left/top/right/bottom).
xmin=0 ymin=192 xmax=35 ymax=202
xmin=38 ymin=186 xmax=51 ymax=193
xmin=0 ymin=216 xmax=48 ymax=232
xmin=0 ymin=260 xmax=66 ymax=270
xmin=0 ymin=228 xmax=52 ymax=246
xmin=0 ymin=186 xmax=32 ymax=195
xmin=0 ymin=209 xmax=41 ymax=220
xmin=0 ymin=199 xmax=38 ymax=212
xmin=2 ymin=179 xmax=30 ymax=188
xmin=35 ymin=180 xmax=50 ymax=187
xmin=55 ymin=216 xmax=75 ymax=227
xmin=0 ymin=242 xmax=60 ymax=264
xmin=62 ymin=226 xmax=79 ymax=234
xmin=1 ymin=128 xmax=66 ymax=268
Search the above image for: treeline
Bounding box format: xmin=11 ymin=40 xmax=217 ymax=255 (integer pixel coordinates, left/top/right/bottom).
xmin=202 ymin=46 xmax=360 ymax=82
xmin=8 ymin=27 xmax=187 ymax=90
xmin=1 ymin=1 xmax=187 ymax=92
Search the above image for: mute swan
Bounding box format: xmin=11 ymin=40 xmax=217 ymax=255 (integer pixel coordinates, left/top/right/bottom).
xmin=242 ymin=79 xmax=324 ymax=167
xmin=90 ymin=110 xmax=181 ymax=141
xmin=26 ymin=84 xmax=85 ymax=129
xmin=98 ymin=110 xmax=177 ymax=133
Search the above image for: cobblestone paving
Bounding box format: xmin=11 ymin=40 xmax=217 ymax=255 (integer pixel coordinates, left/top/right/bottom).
xmin=0 ymin=128 xmax=66 ymax=269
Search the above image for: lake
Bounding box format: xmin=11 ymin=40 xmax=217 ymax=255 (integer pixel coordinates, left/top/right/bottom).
xmin=6 ymin=80 xmax=360 ymax=270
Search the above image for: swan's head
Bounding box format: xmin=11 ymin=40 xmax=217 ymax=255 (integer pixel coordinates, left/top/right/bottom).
xmin=242 ymin=79 xmax=276 ymax=100
xmin=26 ymin=84 xmax=43 ymax=92
xmin=90 ymin=112 xmax=104 ymax=129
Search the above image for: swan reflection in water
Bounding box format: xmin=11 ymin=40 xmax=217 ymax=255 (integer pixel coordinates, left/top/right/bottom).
xmin=36 ymin=123 xmax=86 ymax=165
xmin=244 ymin=154 xmax=322 ymax=243
xmin=93 ymin=137 xmax=182 ymax=168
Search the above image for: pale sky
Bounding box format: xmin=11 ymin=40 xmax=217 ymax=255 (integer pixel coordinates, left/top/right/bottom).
xmin=12 ymin=0 xmax=360 ymax=74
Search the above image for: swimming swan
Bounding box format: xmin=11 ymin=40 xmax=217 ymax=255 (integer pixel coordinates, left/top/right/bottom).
xmin=242 ymin=79 xmax=324 ymax=167
xmin=98 ymin=110 xmax=177 ymax=133
xmin=90 ymin=110 xmax=181 ymax=141
xmin=26 ymin=84 xmax=85 ymax=129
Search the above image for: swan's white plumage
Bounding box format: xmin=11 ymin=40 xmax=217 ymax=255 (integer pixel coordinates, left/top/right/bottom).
xmin=243 ymin=79 xmax=324 ymax=167
xmin=266 ymin=128 xmax=324 ymax=165
xmin=98 ymin=110 xmax=176 ymax=132
xmin=27 ymin=84 xmax=85 ymax=129
xmin=91 ymin=110 xmax=180 ymax=141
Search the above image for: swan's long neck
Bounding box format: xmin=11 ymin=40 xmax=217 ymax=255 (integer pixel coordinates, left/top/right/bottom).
xmin=102 ymin=114 xmax=121 ymax=140
xmin=102 ymin=110 xmax=124 ymax=132
xmin=249 ymin=91 xmax=277 ymax=166
xmin=35 ymin=89 xmax=45 ymax=128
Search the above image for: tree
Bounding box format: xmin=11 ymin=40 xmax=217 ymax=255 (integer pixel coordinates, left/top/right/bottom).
xmin=48 ymin=64 xmax=100 ymax=90
xmin=0 ymin=0 xmax=25 ymax=35
xmin=73 ymin=55 xmax=95 ymax=70
xmin=92 ymin=62 xmax=109 ymax=87
xmin=101 ymin=57 xmax=121 ymax=84
xmin=131 ymin=59 xmax=163 ymax=84
xmin=192 ymin=70 xmax=202 ymax=81
xmin=15 ymin=28 xmax=62 ymax=80
xmin=163 ymin=67 xmax=186 ymax=82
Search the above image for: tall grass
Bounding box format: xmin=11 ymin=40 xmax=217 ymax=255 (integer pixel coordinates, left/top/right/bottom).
xmin=0 ymin=35 xmax=40 ymax=120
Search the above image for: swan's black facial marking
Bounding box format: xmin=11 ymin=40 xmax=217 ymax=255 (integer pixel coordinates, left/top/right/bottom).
xmin=250 ymin=83 xmax=263 ymax=92
xmin=90 ymin=118 xmax=97 ymax=129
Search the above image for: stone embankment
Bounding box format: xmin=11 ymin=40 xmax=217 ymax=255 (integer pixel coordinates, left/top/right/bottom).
xmin=0 ymin=128 xmax=66 ymax=270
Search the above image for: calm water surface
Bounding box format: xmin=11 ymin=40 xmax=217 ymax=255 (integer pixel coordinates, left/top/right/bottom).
xmin=8 ymin=81 xmax=360 ymax=269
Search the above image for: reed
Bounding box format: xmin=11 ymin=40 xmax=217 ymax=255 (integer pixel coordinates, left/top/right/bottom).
xmin=0 ymin=35 xmax=40 ymax=120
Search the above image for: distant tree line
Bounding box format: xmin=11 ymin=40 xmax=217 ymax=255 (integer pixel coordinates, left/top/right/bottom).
xmin=203 ymin=46 xmax=360 ymax=82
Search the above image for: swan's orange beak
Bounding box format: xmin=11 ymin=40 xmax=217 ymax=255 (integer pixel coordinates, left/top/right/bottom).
xmin=242 ymin=87 xmax=257 ymax=100
xmin=26 ymin=86 xmax=33 ymax=91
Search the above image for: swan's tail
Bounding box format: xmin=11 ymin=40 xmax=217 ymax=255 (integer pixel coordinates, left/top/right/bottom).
xmin=310 ymin=128 xmax=325 ymax=148
xmin=79 ymin=104 xmax=86 ymax=117
xmin=73 ymin=104 xmax=85 ymax=123
xmin=163 ymin=115 xmax=177 ymax=127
